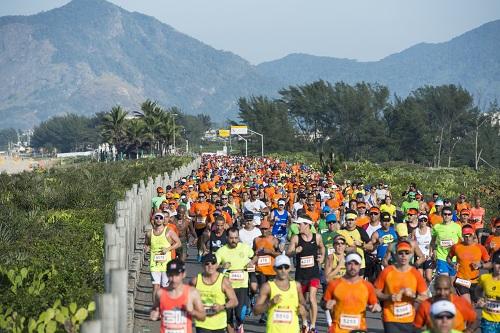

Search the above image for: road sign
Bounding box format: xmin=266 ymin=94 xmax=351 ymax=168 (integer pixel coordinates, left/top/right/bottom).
xmin=218 ymin=129 xmax=230 ymax=138
xmin=230 ymin=125 xmax=248 ymax=135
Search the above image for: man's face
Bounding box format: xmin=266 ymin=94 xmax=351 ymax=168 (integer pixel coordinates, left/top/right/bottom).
xmin=167 ymin=271 xmax=185 ymax=288
xmin=381 ymin=219 xmax=391 ymax=229
xmin=434 ymin=278 xmax=451 ymax=299
xmin=442 ymin=210 xmax=453 ymax=222
xmin=396 ymin=249 xmax=412 ymax=265
xmin=346 ymin=217 xmax=356 ymax=230
xmin=357 ymin=206 xmax=366 ymax=215
xmin=199 ymin=194 xmax=206 ymax=202
xmin=260 ymin=226 xmax=271 ymax=236
xmin=275 ymin=263 xmax=290 ymax=279
xmin=369 ymin=211 xmax=380 ymax=222
xmin=203 ymin=260 xmax=218 ymax=275
xmin=346 ymin=260 xmax=360 ymax=277
xmin=215 ymin=221 xmax=225 ymax=232
xmin=177 ymin=207 xmax=186 ymax=217
xmin=250 ymin=191 xmax=258 ymax=200
xmin=228 ymin=231 xmax=239 ymax=248
xmin=460 ymin=214 xmax=469 ymax=223
xmin=462 ymin=233 xmax=473 ymax=245
xmin=433 ymin=314 xmax=454 ymax=332
xmin=328 ymin=222 xmax=338 ymax=231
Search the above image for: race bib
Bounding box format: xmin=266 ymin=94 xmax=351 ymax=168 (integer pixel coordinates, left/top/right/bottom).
xmin=162 ymin=309 xmax=187 ymax=331
xmin=327 ymin=247 xmax=335 ymax=256
xmin=272 ymin=309 xmax=293 ymax=323
xmin=339 ymin=314 xmax=361 ymax=330
xmin=204 ymin=305 xmax=217 ymax=316
xmin=229 ymin=271 xmax=245 ymax=281
xmin=485 ymin=299 xmax=500 ymax=314
xmin=393 ymin=303 xmax=412 ymax=317
xmin=154 ymin=254 xmax=167 ymax=262
xmin=440 ymin=239 xmax=454 ymax=248
xmin=247 ymin=264 xmax=256 ymax=272
xmin=454 ymin=277 xmax=471 ymax=288
xmin=196 ymin=216 xmax=207 ymax=225
xmin=258 ymin=256 xmax=272 ymax=266
xmin=300 ymin=255 xmax=315 ymax=268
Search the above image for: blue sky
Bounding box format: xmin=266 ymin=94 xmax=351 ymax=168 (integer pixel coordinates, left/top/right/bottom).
xmin=2 ymin=0 xmax=500 ymax=64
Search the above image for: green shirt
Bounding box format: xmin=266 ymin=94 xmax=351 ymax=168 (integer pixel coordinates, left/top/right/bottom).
xmin=288 ymin=223 xmax=317 ymax=240
xmin=401 ymin=200 xmax=419 ymax=216
xmin=216 ymin=243 xmax=254 ymax=289
xmin=321 ymin=230 xmax=339 ymax=257
xmin=431 ymin=222 xmax=462 ymax=261
xmin=151 ymin=195 xmax=166 ymax=210
xmin=317 ymin=218 xmax=329 ymax=235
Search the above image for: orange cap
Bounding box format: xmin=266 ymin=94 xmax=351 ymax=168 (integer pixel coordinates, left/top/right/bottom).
xmin=369 ymin=207 xmax=381 ymax=213
xmin=460 ymin=209 xmax=470 ymax=216
xmin=408 ymin=208 xmax=418 ymax=214
xmin=396 ymin=241 xmax=412 ymax=252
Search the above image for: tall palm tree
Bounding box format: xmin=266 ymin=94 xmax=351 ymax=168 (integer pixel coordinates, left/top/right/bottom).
xmin=100 ymin=105 xmax=128 ymax=151
xmin=135 ymin=100 xmax=165 ymax=155
xmin=125 ymin=119 xmax=146 ymax=159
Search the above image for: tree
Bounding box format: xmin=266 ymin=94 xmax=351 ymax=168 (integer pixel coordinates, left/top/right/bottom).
xmin=0 ymin=128 xmax=18 ymax=150
xmin=100 ymin=106 xmax=129 ymax=152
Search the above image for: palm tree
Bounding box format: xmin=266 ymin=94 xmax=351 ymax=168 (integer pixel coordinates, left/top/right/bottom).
xmin=135 ymin=100 xmax=165 ymax=155
xmin=125 ymin=119 xmax=146 ymax=159
xmin=100 ymin=105 xmax=128 ymax=151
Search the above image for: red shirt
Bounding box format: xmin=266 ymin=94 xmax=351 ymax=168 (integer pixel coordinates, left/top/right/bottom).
xmin=159 ymin=285 xmax=192 ymax=333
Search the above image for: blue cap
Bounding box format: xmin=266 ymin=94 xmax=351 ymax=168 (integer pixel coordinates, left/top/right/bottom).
xmin=322 ymin=206 xmax=331 ymax=213
xmin=326 ymin=213 xmax=337 ymax=223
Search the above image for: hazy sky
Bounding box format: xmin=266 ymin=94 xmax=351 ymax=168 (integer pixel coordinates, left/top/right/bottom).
xmin=2 ymin=0 xmax=500 ymax=64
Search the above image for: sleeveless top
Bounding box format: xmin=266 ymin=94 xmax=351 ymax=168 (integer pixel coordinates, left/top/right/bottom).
xmin=255 ymin=236 xmax=277 ymax=276
xmin=295 ymin=233 xmax=319 ymax=281
xmin=272 ymin=209 xmax=289 ymax=237
xmin=195 ymin=273 xmax=227 ymax=330
xmin=376 ymin=227 xmax=398 ymax=260
xmin=209 ymin=232 xmax=227 ymax=253
xmin=329 ymin=253 xmax=346 ymax=280
xmin=415 ymin=227 xmax=432 ymax=257
xmin=267 ymin=280 xmax=300 ymax=333
xmin=150 ymin=227 xmax=172 ymax=272
xmin=159 ymin=285 xmax=192 ymax=333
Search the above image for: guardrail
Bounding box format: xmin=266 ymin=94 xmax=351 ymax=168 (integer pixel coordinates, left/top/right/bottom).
xmin=81 ymin=157 xmax=202 ymax=333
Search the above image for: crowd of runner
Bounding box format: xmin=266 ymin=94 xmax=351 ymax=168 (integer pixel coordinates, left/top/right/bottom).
xmin=146 ymin=155 xmax=500 ymax=333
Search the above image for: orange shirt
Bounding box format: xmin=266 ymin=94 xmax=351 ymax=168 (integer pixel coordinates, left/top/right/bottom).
xmin=484 ymin=235 xmax=500 ymax=254
xmin=455 ymin=202 xmax=471 ymax=214
xmin=190 ymin=202 xmax=212 ymax=229
xmin=374 ymin=265 xmax=427 ymax=323
xmin=355 ymin=215 xmax=370 ymax=228
xmin=429 ymin=213 xmax=443 ymax=226
xmin=323 ymin=278 xmax=377 ymax=333
xmin=199 ymin=182 xmax=210 ymax=194
xmin=305 ymin=208 xmax=320 ymax=223
xmin=326 ymin=198 xmax=341 ymax=210
xmin=254 ymin=236 xmax=276 ymax=276
xmin=414 ymin=294 xmax=476 ymax=331
xmin=448 ymin=243 xmax=489 ymax=282
xmin=469 ymin=207 xmax=485 ymax=229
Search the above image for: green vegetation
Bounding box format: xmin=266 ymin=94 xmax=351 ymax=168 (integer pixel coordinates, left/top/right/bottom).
xmin=0 ymin=156 xmax=191 ymax=332
xmin=239 ymin=82 xmax=500 ymax=169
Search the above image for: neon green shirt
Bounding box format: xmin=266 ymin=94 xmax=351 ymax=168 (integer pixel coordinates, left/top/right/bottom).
xmin=216 ymin=243 xmax=254 ymax=289
xmin=431 ymin=222 xmax=462 ymax=261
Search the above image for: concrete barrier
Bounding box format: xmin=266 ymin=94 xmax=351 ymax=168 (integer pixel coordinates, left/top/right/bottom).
xmin=81 ymin=157 xmax=201 ymax=333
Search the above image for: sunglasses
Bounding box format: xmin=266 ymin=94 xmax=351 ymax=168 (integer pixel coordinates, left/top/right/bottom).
xmin=154 ymin=216 xmax=164 ymax=220
xmin=199 ymin=196 xmax=206 ymax=199
xmin=275 ymin=265 xmax=290 ymax=270
xmin=408 ymin=214 xmax=416 ymax=216
xmin=334 ymin=241 xmax=346 ymax=245
xmin=346 ymin=219 xmax=355 ymax=222
xmin=434 ymin=314 xmax=454 ymax=320
xmin=204 ymin=261 xmax=217 ymax=266
xmin=419 ymin=218 xmax=428 ymax=221
xmin=370 ymin=212 xmax=379 ymax=216
xmin=443 ymin=213 xmax=452 ymax=216
xmin=398 ymin=250 xmax=410 ymax=255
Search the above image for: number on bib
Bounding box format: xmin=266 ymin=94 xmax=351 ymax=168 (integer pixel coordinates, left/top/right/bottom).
xmin=454 ymin=277 xmax=471 ymax=288
xmin=439 ymin=239 xmax=453 ymax=247
xmin=393 ymin=303 xmax=412 ymax=317
xmin=485 ymin=300 xmax=500 ymax=314
xmin=162 ymin=309 xmax=187 ymax=329
xmin=154 ymin=254 xmax=167 ymax=262
xmin=272 ymin=309 xmax=293 ymax=323
xmin=300 ymin=255 xmax=315 ymax=268
xmin=339 ymin=314 xmax=361 ymax=330
xmin=229 ymin=271 xmax=245 ymax=281
xmin=196 ymin=216 xmax=207 ymax=225
xmin=258 ymin=256 xmax=271 ymax=266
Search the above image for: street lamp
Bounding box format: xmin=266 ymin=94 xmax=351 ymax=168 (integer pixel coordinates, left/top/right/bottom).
xmin=172 ymin=113 xmax=178 ymax=153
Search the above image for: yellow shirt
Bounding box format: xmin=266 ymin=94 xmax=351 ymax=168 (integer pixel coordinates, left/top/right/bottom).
xmin=479 ymin=273 xmax=500 ymax=322
xmin=380 ymin=204 xmax=396 ymax=223
xmin=267 ymin=281 xmax=300 ymax=333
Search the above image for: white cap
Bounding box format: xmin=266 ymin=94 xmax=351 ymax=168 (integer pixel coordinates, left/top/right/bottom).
xmin=435 ymin=199 xmax=444 ymax=206
xmin=345 ymin=252 xmax=362 ymax=265
xmin=331 ymin=184 xmax=338 ymax=189
xmin=278 ymin=199 xmax=286 ymax=205
xmin=294 ymin=217 xmax=313 ymax=225
xmin=274 ymin=253 xmax=291 ymax=267
xmin=430 ymin=300 xmax=456 ymax=317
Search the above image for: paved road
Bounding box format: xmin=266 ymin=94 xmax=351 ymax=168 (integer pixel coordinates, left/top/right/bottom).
xmin=133 ymin=241 xmax=385 ymax=333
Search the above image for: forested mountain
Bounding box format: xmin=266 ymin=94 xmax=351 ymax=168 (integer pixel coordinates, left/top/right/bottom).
xmin=0 ymin=0 xmax=499 ymax=129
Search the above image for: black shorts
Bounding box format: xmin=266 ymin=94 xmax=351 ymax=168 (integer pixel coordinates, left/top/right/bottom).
xmin=383 ymin=322 xmax=416 ymax=333
xmin=196 ymin=328 xmax=225 ymax=333
xmin=249 ymin=272 xmax=274 ymax=286
xmin=417 ymin=259 xmax=433 ymax=270
xmin=227 ymin=288 xmax=249 ymax=327
xmin=195 ymin=227 xmax=206 ymax=238
xmin=454 ymin=281 xmax=477 ymax=296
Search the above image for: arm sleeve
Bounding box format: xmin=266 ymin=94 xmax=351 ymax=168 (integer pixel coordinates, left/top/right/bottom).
xmin=323 ymin=280 xmax=339 ymax=301
xmin=359 ymin=228 xmax=370 ymax=243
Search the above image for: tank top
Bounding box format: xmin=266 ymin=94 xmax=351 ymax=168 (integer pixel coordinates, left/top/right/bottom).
xmin=267 ymin=280 xmax=300 ymax=333
xmin=195 ymin=273 xmax=227 ymax=330
xmin=295 ymin=233 xmax=319 ymax=281
xmin=255 ymin=236 xmax=277 ymax=276
xmin=365 ymin=223 xmax=382 ymax=255
xmin=376 ymin=227 xmax=398 ymax=260
xmin=159 ymin=285 xmax=192 ymax=333
xmin=329 ymin=253 xmax=346 ymax=279
xmin=150 ymin=227 xmax=172 ymax=272
xmin=272 ymin=209 xmax=289 ymax=237
xmin=415 ymin=227 xmax=432 ymax=257
xmin=407 ymin=222 xmax=418 ymax=237
xmin=209 ymin=232 xmax=227 ymax=253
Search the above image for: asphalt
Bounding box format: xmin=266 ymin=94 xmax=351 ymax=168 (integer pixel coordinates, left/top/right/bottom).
xmin=133 ymin=243 xmax=385 ymax=333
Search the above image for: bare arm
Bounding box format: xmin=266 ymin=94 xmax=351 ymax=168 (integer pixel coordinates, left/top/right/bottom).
xmin=412 ymin=241 xmax=426 ymax=266
xmin=166 ymin=229 xmax=181 ymax=251
xmin=150 ymin=289 xmax=161 ymax=320
xmin=381 ymin=246 xmax=392 ymax=267
xmin=316 ymin=233 xmax=325 ymax=262
xmin=286 ymin=235 xmax=299 ymax=257
xmin=188 ymin=287 xmax=206 ymax=321
xmin=253 ymin=282 xmax=271 ymax=315
xmin=221 ymin=277 xmax=238 ymax=310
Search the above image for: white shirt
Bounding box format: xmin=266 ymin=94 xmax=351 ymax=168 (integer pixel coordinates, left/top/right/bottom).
xmin=244 ymin=199 xmax=267 ymax=225
xmin=239 ymin=228 xmax=262 ymax=248
xmin=292 ymin=202 xmax=304 ymax=219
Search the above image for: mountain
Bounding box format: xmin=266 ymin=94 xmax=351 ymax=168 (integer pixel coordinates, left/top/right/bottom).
xmin=257 ymin=20 xmax=500 ymax=101
xmin=0 ymin=0 xmax=499 ymax=129
xmin=0 ymin=0 xmax=277 ymax=128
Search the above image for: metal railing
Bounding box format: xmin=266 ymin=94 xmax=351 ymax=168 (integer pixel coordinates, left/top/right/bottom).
xmin=81 ymin=157 xmax=201 ymax=333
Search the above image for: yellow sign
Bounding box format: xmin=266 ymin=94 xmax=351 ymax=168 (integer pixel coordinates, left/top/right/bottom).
xmin=218 ymin=129 xmax=230 ymax=138
xmin=230 ymin=125 xmax=248 ymax=135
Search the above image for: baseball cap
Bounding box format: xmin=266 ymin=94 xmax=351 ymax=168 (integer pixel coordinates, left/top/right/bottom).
xmin=325 ymin=214 xmax=337 ymax=223
xmin=396 ymin=223 xmax=409 ymax=237
xmin=322 ymin=205 xmax=332 ymax=213
xmin=345 ymin=252 xmax=362 ymax=265
xmin=430 ymin=300 xmax=456 ymax=317
xmin=380 ymin=212 xmax=391 ymax=222
xmin=357 ymin=202 xmax=366 ymax=208
xmin=166 ymin=258 xmax=185 ymax=275
xmin=407 ymin=208 xmax=418 ymax=215
xmin=202 ymin=253 xmax=217 ymax=264
xmin=274 ymin=253 xmax=291 ymax=267
xmin=396 ymin=241 xmax=412 ymax=252
xmin=243 ymin=211 xmax=254 ymax=221
xmin=346 ymin=213 xmax=358 ymax=220
xmin=278 ymin=199 xmax=286 ymax=205
xmin=369 ymin=207 xmax=380 ymax=214
xmin=418 ymin=214 xmax=428 ymax=221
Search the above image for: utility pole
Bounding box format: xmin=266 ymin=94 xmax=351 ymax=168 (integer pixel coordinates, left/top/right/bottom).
xmin=247 ymin=128 xmax=264 ymax=156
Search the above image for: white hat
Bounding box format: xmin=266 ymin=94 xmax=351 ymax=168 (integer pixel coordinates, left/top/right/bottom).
xmin=331 ymin=184 xmax=338 ymax=189
xmin=274 ymin=253 xmax=291 ymax=267
xmin=278 ymin=199 xmax=286 ymax=205
xmin=345 ymin=252 xmax=362 ymax=265
xmin=294 ymin=217 xmax=313 ymax=225
xmin=435 ymin=200 xmax=444 ymax=206
xmin=430 ymin=300 xmax=456 ymax=317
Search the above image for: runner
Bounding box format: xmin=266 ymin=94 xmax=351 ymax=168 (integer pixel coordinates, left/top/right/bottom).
xmin=380 ymin=195 xmax=396 ymax=223
xmin=216 ymin=227 xmax=254 ymax=333
xmin=323 ymin=252 xmax=381 ymax=333
xmin=447 ymin=223 xmax=490 ymax=303
xmin=145 ymin=212 xmax=181 ymax=301
xmin=270 ymin=199 xmax=290 ymax=251
xmin=172 ymin=205 xmax=196 ymax=261
xmin=192 ymin=253 xmax=238 ymax=333
xmin=369 ymin=212 xmax=397 ymax=277
xmin=374 ymin=241 xmax=428 ymax=333
xmin=207 ymin=215 xmax=228 ymax=253
xmin=253 ymin=254 xmax=307 ymax=333
xmin=150 ymin=259 xmax=206 ymax=333
xmin=484 ymin=218 xmax=500 ymax=254
xmin=287 ymin=216 xmax=325 ymax=333
xmin=151 ymin=186 xmax=166 ymax=214
xmin=475 ymin=249 xmax=500 ymax=333
xmin=342 ymin=211 xmax=371 ymax=275
xmin=412 ymin=213 xmax=434 ymax=284
xmin=430 ymin=206 xmax=462 ymax=279
xmin=190 ymin=191 xmax=214 ymax=262
xmin=421 ymin=300 xmax=461 ymax=333
xmin=414 ymin=275 xmax=477 ymax=333
xmin=244 ymin=188 xmax=269 ymax=226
